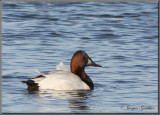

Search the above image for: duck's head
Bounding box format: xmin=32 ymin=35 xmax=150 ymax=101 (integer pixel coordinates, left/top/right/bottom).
xmin=70 ymin=50 xmax=102 ymax=90
xmin=70 ymin=50 xmax=102 ymax=73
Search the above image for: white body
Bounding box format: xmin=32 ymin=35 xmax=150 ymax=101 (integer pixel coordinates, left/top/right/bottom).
xmin=32 ymin=62 xmax=90 ymax=90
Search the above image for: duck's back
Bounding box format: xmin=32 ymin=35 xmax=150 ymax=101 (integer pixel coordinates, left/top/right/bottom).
xmin=33 ymin=70 xmax=90 ymax=90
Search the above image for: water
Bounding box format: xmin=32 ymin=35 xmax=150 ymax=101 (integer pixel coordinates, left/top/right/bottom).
xmin=2 ymin=2 xmax=158 ymax=113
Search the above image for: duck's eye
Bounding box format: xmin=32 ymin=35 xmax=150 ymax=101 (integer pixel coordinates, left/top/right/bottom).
xmin=81 ymin=56 xmax=83 ymax=59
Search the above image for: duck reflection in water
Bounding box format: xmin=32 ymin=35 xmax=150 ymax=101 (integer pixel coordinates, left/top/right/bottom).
xmin=68 ymin=90 xmax=91 ymax=111
xmin=27 ymin=89 xmax=92 ymax=111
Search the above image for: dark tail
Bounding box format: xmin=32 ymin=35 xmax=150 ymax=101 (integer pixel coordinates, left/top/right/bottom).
xmin=21 ymin=79 xmax=39 ymax=91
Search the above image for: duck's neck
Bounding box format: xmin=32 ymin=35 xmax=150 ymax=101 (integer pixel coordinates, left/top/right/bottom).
xmin=71 ymin=66 xmax=94 ymax=90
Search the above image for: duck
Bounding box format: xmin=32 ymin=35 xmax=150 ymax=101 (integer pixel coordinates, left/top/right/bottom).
xmin=22 ymin=50 xmax=102 ymax=90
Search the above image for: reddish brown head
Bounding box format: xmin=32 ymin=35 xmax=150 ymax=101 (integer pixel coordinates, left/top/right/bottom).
xmin=70 ymin=50 xmax=101 ymax=73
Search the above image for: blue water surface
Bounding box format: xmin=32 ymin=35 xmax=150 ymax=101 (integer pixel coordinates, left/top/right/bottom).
xmin=2 ymin=2 xmax=158 ymax=113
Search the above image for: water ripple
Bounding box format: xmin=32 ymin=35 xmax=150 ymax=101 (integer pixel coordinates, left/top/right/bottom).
xmin=2 ymin=2 xmax=158 ymax=113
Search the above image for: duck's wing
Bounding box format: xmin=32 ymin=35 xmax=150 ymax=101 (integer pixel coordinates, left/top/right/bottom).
xmin=56 ymin=62 xmax=69 ymax=71
xmin=36 ymin=71 xmax=90 ymax=90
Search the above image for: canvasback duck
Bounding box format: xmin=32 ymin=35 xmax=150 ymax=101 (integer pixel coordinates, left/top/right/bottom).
xmin=22 ymin=50 xmax=102 ymax=90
